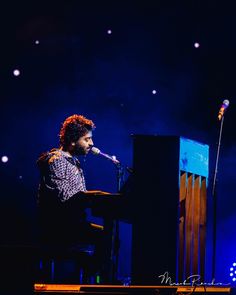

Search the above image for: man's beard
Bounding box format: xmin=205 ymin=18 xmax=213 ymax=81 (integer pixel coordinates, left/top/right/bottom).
xmin=74 ymin=145 xmax=87 ymax=156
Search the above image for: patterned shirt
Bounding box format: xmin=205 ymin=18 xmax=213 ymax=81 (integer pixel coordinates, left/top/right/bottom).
xmin=38 ymin=148 xmax=86 ymax=203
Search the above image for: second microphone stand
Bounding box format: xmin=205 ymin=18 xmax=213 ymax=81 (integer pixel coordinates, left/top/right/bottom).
xmin=212 ymin=116 xmax=225 ymax=279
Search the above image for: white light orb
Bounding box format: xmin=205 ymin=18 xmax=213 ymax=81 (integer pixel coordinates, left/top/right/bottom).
xmin=1 ymin=156 xmax=8 ymax=163
xmin=13 ymin=69 xmax=20 ymax=76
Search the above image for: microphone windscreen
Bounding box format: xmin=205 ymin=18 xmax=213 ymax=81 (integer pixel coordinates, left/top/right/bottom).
xmin=91 ymin=147 xmax=100 ymax=155
xmin=223 ymin=99 xmax=230 ymax=107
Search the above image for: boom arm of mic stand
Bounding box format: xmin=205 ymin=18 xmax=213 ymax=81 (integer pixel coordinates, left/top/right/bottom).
xmin=212 ymin=116 xmax=224 ymax=196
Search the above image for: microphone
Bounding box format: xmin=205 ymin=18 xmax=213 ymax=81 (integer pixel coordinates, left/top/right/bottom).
xmin=91 ymin=147 xmax=120 ymax=165
xmin=218 ymin=99 xmax=230 ymax=121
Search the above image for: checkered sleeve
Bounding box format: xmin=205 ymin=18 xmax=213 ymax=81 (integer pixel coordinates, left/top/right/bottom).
xmin=47 ymin=155 xmax=86 ymax=202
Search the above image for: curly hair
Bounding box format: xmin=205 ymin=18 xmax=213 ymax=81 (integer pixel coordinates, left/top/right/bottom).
xmin=59 ymin=114 xmax=95 ymax=148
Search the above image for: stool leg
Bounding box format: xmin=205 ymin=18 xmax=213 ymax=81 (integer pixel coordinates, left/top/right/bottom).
xmin=79 ymin=268 xmax=84 ymax=284
xmin=37 ymin=259 xmax=44 ymax=281
xmin=50 ymin=259 xmax=55 ymax=282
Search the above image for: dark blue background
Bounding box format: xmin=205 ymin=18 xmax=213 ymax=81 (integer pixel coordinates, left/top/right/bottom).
xmin=0 ymin=0 xmax=236 ymax=284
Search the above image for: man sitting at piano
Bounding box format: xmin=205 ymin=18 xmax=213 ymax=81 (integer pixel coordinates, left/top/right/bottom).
xmin=37 ymin=114 xmax=105 ymax=276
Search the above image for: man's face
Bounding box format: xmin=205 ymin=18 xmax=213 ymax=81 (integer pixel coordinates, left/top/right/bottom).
xmin=73 ymin=131 xmax=94 ymax=156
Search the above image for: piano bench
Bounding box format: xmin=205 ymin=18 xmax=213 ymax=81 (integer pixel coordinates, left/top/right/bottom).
xmin=35 ymin=244 xmax=100 ymax=284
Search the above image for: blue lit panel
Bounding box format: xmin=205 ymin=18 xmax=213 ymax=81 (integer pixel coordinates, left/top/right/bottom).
xmin=179 ymin=137 xmax=209 ymax=177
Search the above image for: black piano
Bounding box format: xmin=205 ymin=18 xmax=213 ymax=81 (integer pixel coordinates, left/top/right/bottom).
xmin=88 ymin=135 xmax=195 ymax=285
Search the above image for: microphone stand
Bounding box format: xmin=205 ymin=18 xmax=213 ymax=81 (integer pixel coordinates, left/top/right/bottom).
xmin=112 ymin=162 xmax=125 ymax=282
xmin=212 ymin=115 xmax=225 ymax=279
